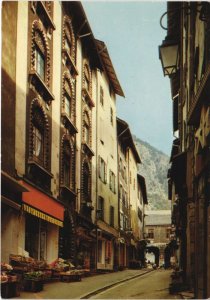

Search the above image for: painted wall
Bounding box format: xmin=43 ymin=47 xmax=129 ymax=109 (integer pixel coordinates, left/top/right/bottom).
xmin=1 ymin=206 xmax=25 ymax=263
xmin=2 ymin=1 xmax=18 ymax=175
xmin=96 ymin=70 xmax=118 ymax=229
xmin=128 ymin=149 xmax=139 ymax=240
xmin=51 ymin=1 xmax=62 ymax=198
xmin=75 ymin=38 xmax=83 ymax=212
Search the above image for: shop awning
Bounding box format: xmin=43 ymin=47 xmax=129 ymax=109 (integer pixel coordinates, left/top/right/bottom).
xmin=23 ymin=204 xmax=63 ymax=227
xmin=97 ymin=219 xmax=119 ymax=238
xmin=21 ymin=181 xmax=64 ymax=223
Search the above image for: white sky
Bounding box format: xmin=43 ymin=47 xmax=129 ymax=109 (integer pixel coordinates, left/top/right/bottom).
xmin=82 ymin=1 xmax=173 ymax=155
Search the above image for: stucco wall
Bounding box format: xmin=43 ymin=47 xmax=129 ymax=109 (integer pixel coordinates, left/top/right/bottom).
xmin=96 ymin=70 xmax=118 ymax=229
xmin=129 ymin=149 xmax=139 ymax=239
xmin=1 ymin=207 xmax=25 ymax=263
xmin=15 ymin=1 xmax=28 ymax=176
xmin=2 ymin=1 xmax=18 ymax=175
xmin=51 ymin=1 xmax=62 ymax=198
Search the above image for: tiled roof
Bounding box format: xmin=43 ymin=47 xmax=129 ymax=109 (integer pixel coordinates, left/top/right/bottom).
xmin=145 ymin=210 xmax=171 ymax=226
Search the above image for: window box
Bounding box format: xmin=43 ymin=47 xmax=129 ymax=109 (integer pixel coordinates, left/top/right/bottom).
xmin=62 ymin=49 xmax=78 ymax=77
xmin=61 ymin=112 xmax=78 ymax=134
xmin=28 ymin=160 xmax=53 ymax=191
xmin=60 ymin=185 xmax=76 ymax=201
xmin=82 ymin=88 xmax=95 ymax=107
xmin=82 ymin=142 xmax=94 ymax=157
xmin=29 ymin=71 xmax=55 ymax=103
xmin=36 ymin=1 xmax=56 ymax=31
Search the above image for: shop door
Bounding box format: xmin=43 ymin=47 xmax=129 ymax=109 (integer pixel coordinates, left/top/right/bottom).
xmin=40 ymin=224 xmax=47 ymax=260
xmin=25 ymin=214 xmax=47 ymax=260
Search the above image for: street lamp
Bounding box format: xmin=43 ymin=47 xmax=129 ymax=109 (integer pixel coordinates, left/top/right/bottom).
xmin=159 ymin=36 xmax=179 ymax=77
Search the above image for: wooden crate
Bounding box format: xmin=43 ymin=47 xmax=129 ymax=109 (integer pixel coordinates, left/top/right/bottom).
xmin=23 ymin=279 xmax=43 ymax=292
xmin=1 ymin=281 xmax=21 ymax=298
xmin=60 ymin=273 xmax=81 ymax=282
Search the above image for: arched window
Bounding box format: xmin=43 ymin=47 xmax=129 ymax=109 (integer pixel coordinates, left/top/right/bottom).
xmin=63 ymin=140 xmax=71 ymax=187
xmin=64 ymin=79 xmax=72 ymax=118
xmin=31 ymin=105 xmax=46 ymax=166
xmin=63 ymin=15 xmax=76 ymax=63
xmin=84 ymin=64 xmax=90 ymax=92
xmin=82 ymin=161 xmax=91 ymax=202
xmin=84 ymin=112 xmax=90 ymax=145
xmin=29 ymin=99 xmax=50 ymax=171
xmin=35 ymin=44 xmax=45 ymax=80
xmin=31 ymin=20 xmax=50 ymax=86
xmin=64 ymin=26 xmax=72 ymax=55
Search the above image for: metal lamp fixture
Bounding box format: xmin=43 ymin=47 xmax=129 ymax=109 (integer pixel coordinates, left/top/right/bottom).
xmin=159 ymin=36 xmax=179 ymax=77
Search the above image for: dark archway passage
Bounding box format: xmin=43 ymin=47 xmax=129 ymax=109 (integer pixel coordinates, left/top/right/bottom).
xmin=146 ymin=245 xmax=160 ymax=267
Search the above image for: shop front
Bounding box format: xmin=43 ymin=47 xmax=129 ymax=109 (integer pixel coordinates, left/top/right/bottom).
xmin=1 ymin=172 xmax=28 ymax=263
xmin=76 ymin=213 xmax=96 ymax=270
xmin=96 ymin=220 xmax=118 ymax=271
xmin=21 ymin=181 xmax=64 ymax=263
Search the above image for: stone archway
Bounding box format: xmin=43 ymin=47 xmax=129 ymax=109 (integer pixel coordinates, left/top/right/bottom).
xmin=146 ymin=245 xmax=160 ymax=267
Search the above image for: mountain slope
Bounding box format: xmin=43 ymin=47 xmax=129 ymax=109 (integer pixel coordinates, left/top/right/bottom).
xmin=133 ymin=135 xmax=171 ymax=210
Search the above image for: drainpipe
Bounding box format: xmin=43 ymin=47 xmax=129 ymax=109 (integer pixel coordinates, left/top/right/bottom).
xmin=117 ymin=136 xmax=120 ymax=269
xmin=95 ymin=68 xmax=99 ymax=271
xmin=127 ymin=148 xmax=132 ymax=261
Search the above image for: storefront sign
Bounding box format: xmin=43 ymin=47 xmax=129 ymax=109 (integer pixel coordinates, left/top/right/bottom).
xmin=23 ymin=204 xmax=63 ymax=227
xmin=21 ymin=180 xmax=64 ymax=222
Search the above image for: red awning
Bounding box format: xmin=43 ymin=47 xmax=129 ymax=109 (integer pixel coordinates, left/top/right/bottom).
xmin=21 ymin=181 xmax=64 ymax=221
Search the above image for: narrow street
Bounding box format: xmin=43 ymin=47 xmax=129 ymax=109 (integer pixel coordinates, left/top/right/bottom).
xmin=16 ymin=268 xmax=181 ymax=299
xmin=90 ymin=269 xmax=181 ymax=299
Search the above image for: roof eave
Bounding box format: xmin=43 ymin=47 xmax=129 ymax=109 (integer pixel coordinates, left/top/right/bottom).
xmin=95 ymin=39 xmax=125 ymax=97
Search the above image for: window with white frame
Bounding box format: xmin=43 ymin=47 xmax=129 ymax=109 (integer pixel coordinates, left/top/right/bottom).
xmin=33 ymin=126 xmax=44 ymax=161
xmin=84 ymin=64 xmax=90 ymax=92
xmin=62 ymin=140 xmax=71 ymax=187
xmin=120 ymin=184 xmax=123 ymax=200
xmin=84 ymin=112 xmax=90 ymax=145
xmin=97 ymin=196 xmax=104 ymax=220
xmin=120 ymin=212 xmax=124 ymax=229
xmin=110 ymin=206 xmax=114 ymax=227
xmin=100 ymin=86 xmax=104 ymax=106
xmin=110 ymin=107 xmax=113 ymax=125
xmin=64 ymin=93 xmax=71 ymax=118
xmin=109 ymin=170 xmax=116 ymax=193
xmin=148 ymin=228 xmax=154 ymax=239
xmin=99 ymin=156 xmax=107 ymax=183
xmin=35 ymin=47 xmax=45 ymax=80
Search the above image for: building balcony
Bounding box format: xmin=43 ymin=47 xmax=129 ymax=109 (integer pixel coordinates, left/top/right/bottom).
xmin=82 ymin=142 xmax=95 ymax=157
xmin=82 ymin=88 xmax=95 ymax=108
xmin=62 ymin=49 xmax=78 ymax=77
xmin=36 ymin=1 xmax=56 ymax=31
xmin=29 ymin=70 xmax=55 ymax=103
xmin=60 ymin=185 xmax=76 ymax=206
xmin=61 ymin=112 xmax=78 ymax=134
xmin=27 ymin=159 xmax=53 ymax=192
xmin=188 ymin=62 xmax=210 ymax=126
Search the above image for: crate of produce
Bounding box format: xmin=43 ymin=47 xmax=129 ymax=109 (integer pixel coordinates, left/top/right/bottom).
xmin=23 ymin=271 xmax=43 ymax=292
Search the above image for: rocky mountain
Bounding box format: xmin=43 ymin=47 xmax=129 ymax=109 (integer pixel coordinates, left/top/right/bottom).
xmin=133 ymin=135 xmax=171 ymax=210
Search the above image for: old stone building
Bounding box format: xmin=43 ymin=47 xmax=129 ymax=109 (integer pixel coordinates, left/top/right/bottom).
xmin=2 ymin=1 xmax=148 ymax=272
xmin=145 ymin=210 xmax=171 ymax=245
xmin=117 ymin=118 xmax=148 ymax=268
xmin=159 ymin=2 xmax=210 ymax=298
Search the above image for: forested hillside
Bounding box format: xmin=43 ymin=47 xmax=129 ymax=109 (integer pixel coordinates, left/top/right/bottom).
xmin=133 ymin=135 xmax=171 ymax=210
